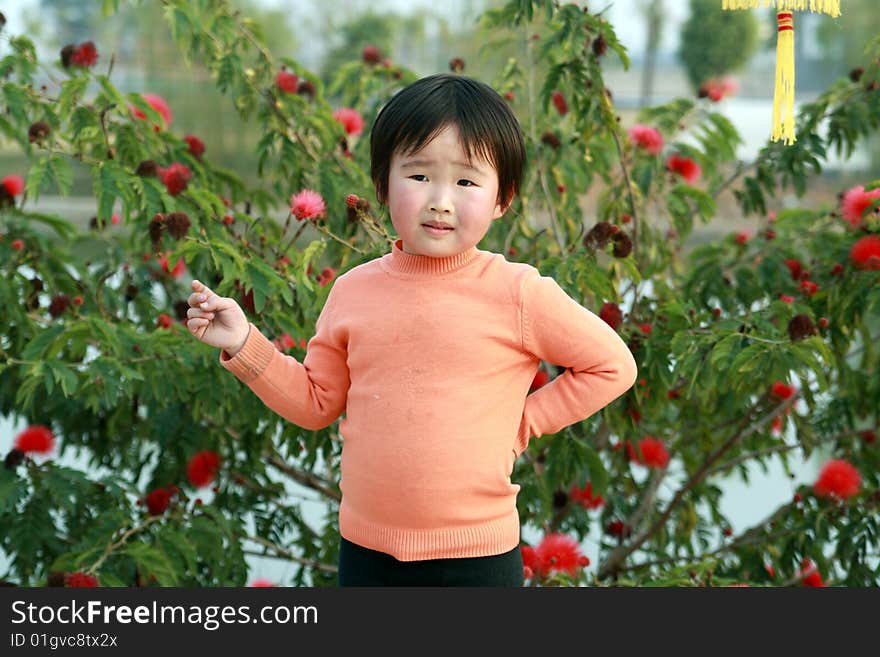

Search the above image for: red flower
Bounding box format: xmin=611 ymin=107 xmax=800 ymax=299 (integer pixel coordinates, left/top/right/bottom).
xmin=569 ymin=481 xmax=604 ymax=509
xmin=157 ymin=162 xmax=191 ymax=196
xmin=11 ymin=239 xmax=24 ymax=250
xmin=187 ymin=450 xmax=220 ymax=488
xmin=158 ymin=252 xmax=186 ymax=278
xmin=638 ymin=323 xmax=652 ymax=335
xmin=800 ymin=280 xmax=818 ymax=296
xmin=698 ymin=76 xmax=738 ymax=102
xmin=850 ymin=235 xmax=880 ymax=270
xmin=523 ymin=534 xmax=588 ymax=577
xmin=779 ymin=294 xmax=794 ymax=303
xmin=771 ymin=381 xmax=795 ymax=400
xmin=131 ymin=93 xmax=172 ymax=131
xmin=184 ymin=135 xmax=205 ymax=158
xmin=599 ymin=302 xmax=623 ymax=330
xmin=784 ymin=258 xmax=802 ymax=281
xmin=799 ymin=558 xmax=824 ymax=587
xmin=605 ymin=520 xmax=629 ymax=537
xmin=628 ymin=124 xmax=664 ymax=155
xmin=14 ymin=425 xmax=55 ymax=455
xmin=156 ymin=313 xmax=173 ymax=329
xmin=632 ymin=436 xmax=669 ymax=468
xmin=70 ymin=41 xmax=98 ymax=68
xmin=813 ymin=458 xmax=860 ymax=500
xmin=735 ymin=231 xmax=749 ymax=245
xmin=276 ymin=70 xmax=299 ymax=94
xmin=290 ymin=189 xmax=326 ymax=221
xmin=362 ymin=45 xmax=382 ymax=65
xmin=770 ymin=416 xmax=784 ymax=435
xmin=333 ymin=108 xmax=365 ymax=136
xmin=530 ymin=368 xmax=549 ymax=391
xmin=860 ymin=430 xmax=877 ymax=444
xmin=551 ymin=91 xmax=568 ymax=116
xmin=520 ymin=545 xmax=542 ymax=575
xmin=666 ymin=153 xmax=701 ymax=183
xmin=840 ymin=184 xmax=880 ymax=228
xmin=317 ymin=267 xmax=337 ymax=287
xmin=65 ymin=572 xmax=99 ymax=587
xmin=145 ymin=487 xmax=173 ymax=516
xmin=2 ymin=174 xmax=25 ymax=196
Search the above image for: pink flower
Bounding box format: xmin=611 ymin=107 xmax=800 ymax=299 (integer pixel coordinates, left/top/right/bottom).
xmin=2 ymin=175 xmax=25 ymax=196
xmin=333 ymin=108 xmax=364 ymax=136
xmin=249 ymin=578 xmax=275 ymax=587
xmin=131 ymin=93 xmax=172 ymax=131
xmin=290 ymin=189 xmax=326 ymax=221
xmin=628 ymin=124 xmax=664 ymax=155
xmin=666 ymin=153 xmax=701 ymax=184
xmin=814 ymin=459 xmax=861 ymax=500
xmin=840 ymin=185 xmax=880 ymax=228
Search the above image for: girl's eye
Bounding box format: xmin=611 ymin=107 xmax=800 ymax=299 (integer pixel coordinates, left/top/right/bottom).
xmin=409 ymin=174 xmax=427 ymax=182
xmin=458 ymin=179 xmax=476 ymax=187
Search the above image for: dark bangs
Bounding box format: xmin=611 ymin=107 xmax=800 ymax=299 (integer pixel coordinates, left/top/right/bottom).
xmin=370 ymin=74 xmax=526 ymax=209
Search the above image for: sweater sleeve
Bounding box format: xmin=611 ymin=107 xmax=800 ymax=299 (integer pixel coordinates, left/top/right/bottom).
xmin=514 ymin=271 xmax=638 ymax=455
xmin=218 ymin=284 xmax=350 ymax=431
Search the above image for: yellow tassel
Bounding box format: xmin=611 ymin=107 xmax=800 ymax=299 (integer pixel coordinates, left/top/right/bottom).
xmin=771 ymin=12 xmax=796 ymax=144
xmin=721 ymin=0 xmax=839 ymax=16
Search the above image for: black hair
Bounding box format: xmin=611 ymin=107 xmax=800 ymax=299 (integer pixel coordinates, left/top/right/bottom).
xmin=370 ymin=73 xmax=526 ymax=210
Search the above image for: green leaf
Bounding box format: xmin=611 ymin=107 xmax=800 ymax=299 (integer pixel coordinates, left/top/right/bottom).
xmin=0 ymin=469 xmax=28 ymax=515
xmin=124 ymin=542 xmax=178 ymax=586
xmin=576 ymin=442 xmax=609 ymax=496
xmin=57 ymin=75 xmax=89 ymax=117
xmin=47 ymin=361 xmax=79 ymax=398
xmin=708 ymin=334 xmax=742 ymax=369
xmin=298 ymin=240 xmax=326 ymax=293
xmin=21 ymin=325 xmax=66 ymax=361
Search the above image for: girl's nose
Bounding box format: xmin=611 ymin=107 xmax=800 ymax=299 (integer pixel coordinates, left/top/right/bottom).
xmin=429 ymin=188 xmax=454 ymax=214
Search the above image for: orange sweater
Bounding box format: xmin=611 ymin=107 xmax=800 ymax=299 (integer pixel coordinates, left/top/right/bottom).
xmin=219 ymin=238 xmax=638 ymax=561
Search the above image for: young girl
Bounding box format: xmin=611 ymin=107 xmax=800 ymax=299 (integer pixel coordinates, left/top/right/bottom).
xmin=185 ymin=74 xmax=638 ymax=586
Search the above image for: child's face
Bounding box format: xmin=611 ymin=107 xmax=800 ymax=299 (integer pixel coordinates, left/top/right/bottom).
xmin=387 ymin=124 xmax=505 ymax=257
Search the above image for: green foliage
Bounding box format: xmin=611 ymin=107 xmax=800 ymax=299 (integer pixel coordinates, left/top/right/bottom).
xmin=678 ymin=0 xmax=759 ymax=89
xmin=0 ymin=0 xmax=878 ymax=588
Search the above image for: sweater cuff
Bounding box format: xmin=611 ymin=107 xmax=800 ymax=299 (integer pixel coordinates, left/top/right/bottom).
xmin=218 ymin=323 xmax=277 ymax=383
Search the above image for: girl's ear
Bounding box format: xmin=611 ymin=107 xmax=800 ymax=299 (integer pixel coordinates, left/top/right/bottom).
xmin=493 ymin=195 xmax=511 ymax=219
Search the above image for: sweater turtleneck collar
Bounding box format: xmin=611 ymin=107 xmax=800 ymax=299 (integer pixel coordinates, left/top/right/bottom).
xmin=382 ymin=238 xmax=481 ymax=277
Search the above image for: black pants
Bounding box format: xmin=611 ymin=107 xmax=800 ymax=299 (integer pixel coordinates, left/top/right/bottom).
xmin=338 ymin=537 xmax=523 ymax=587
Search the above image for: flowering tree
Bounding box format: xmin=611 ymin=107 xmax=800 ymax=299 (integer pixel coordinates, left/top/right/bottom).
xmin=1 ymin=1 xmax=879 ymax=587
